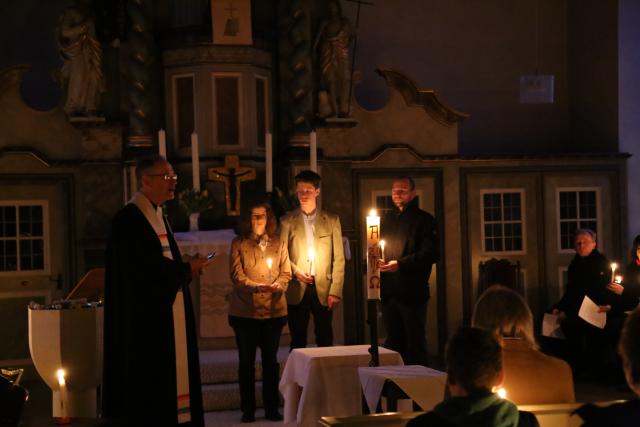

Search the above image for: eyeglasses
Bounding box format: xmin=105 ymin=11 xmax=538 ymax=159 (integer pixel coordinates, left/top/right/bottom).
xmin=147 ymin=174 xmax=178 ymax=181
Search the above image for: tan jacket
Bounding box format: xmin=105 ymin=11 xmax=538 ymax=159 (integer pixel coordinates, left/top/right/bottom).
xmin=502 ymin=339 xmax=575 ymax=405
xmin=280 ymin=209 xmax=345 ymax=306
xmin=228 ymin=236 xmax=291 ymax=319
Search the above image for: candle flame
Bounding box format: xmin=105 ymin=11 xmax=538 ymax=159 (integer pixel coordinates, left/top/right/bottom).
xmin=615 ymin=275 xmax=623 ymax=284
xmin=611 ymin=262 xmax=618 ymax=270
xmin=380 ymin=240 xmax=386 ymax=249
xmin=308 ymin=247 xmax=315 ymax=262
xmin=368 ymin=209 xmax=377 ymax=217
xmin=57 ymin=369 xmax=66 ymax=386
xmin=497 ymin=387 xmax=507 ymax=399
xmin=266 ymin=258 xmax=273 ymax=269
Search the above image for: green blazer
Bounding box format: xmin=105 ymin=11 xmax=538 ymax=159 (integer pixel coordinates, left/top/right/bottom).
xmin=280 ymin=209 xmax=345 ymax=306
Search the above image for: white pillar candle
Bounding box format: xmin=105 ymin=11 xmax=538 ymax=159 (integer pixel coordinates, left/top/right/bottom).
xmin=310 ymin=131 xmax=317 ymax=172
xmin=366 ymin=209 xmax=381 ymax=300
xmin=158 ymin=129 xmax=167 ymax=158
xmin=380 ymin=239 xmax=386 ymax=262
xmin=191 ymin=132 xmax=200 ymax=191
xmin=611 ymin=263 xmax=618 ymax=281
xmin=308 ymin=247 xmax=315 ymax=276
xmin=57 ymin=368 xmax=68 ymax=419
xmin=266 ymin=133 xmax=273 ymax=193
xmin=266 ymin=257 xmax=273 ymax=282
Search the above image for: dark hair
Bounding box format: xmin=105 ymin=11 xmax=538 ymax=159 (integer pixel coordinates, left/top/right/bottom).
xmin=446 ymin=327 xmax=502 ymax=394
xmin=295 ymin=170 xmax=321 ymax=189
xmin=619 ymin=308 xmax=640 ymax=388
xmin=135 ymin=154 xmax=167 ymax=183
xmin=631 ymin=235 xmax=640 ymax=262
xmin=239 ymin=202 xmax=277 ymax=239
xmin=392 ymin=176 xmax=416 ymax=191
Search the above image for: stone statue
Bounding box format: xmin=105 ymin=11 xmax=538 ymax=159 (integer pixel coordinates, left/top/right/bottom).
xmin=314 ymin=0 xmax=353 ymax=118
xmin=57 ymin=6 xmax=105 ymax=117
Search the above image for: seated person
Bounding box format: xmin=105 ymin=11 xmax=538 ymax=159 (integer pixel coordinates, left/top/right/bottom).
xmin=549 ymin=229 xmax=617 ymax=375
xmin=407 ymin=327 xmax=538 ymax=427
xmin=575 ymin=307 xmax=640 ymax=426
xmin=473 ymin=285 xmax=575 ymax=404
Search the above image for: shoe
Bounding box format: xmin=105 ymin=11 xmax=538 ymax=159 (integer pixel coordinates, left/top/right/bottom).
xmin=265 ymin=410 xmax=283 ymax=421
xmin=241 ymin=412 xmax=255 ymax=423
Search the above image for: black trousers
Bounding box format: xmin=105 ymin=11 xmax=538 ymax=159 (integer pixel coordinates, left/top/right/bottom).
xmin=288 ymin=284 xmax=333 ymax=349
xmin=382 ymin=298 xmax=429 ymax=366
xmin=228 ymin=315 xmax=287 ymax=415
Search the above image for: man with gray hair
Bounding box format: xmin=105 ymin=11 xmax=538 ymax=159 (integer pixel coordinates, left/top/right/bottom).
xmin=551 ymin=228 xmax=614 ymax=377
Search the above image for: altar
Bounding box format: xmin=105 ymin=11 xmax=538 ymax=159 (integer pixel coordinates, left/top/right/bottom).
xmin=174 ymin=229 xmax=236 ymax=339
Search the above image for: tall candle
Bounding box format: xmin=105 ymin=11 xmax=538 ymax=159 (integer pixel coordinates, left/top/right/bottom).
xmin=266 ymin=257 xmax=273 ymax=282
xmin=380 ymin=239 xmax=386 ymax=262
xmin=366 ymin=209 xmax=381 ymax=300
xmin=308 ymin=247 xmax=315 ymax=276
xmin=191 ymin=132 xmax=200 ymax=191
xmin=611 ymin=263 xmax=618 ymax=281
xmin=265 ymin=133 xmax=273 ymax=192
xmin=310 ymin=131 xmax=317 ymax=172
xmin=57 ymin=369 xmax=68 ymax=420
xmin=158 ymin=129 xmax=167 ymax=158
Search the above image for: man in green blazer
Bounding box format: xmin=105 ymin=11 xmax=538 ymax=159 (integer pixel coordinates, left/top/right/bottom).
xmin=280 ymin=170 xmax=345 ymax=348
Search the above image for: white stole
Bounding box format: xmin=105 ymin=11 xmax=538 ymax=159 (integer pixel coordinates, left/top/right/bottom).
xmin=130 ymin=192 xmax=191 ymax=423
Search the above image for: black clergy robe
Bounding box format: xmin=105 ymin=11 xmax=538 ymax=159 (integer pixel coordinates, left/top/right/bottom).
xmin=102 ymin=203 xmax=204 ymax=426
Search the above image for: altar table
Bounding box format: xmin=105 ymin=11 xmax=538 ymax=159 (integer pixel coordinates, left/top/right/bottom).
xmin=279 ymin=345 xmax=404 ymax=426
xmin=174 ymin=229 xmax=236 ymax=338
xmin=358 ymin=365 xmax=447 ymax=413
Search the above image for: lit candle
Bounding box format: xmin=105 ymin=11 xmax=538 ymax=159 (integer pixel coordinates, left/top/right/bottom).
xmin=380 ymin=239 xmax=386 ymax=262
xmin=611 ymin=263 xmax=618 ymax=281
xmin=158 ymin=129 xmax=167 ymax=158
xmin=310 ymin=131 xmax=317 ymax=172
xmin=308 ymin=247 xmax=315 ymax=276
xmin=57 ymin=369 xmax=69 ymax=420
xmin=266 ymin=257 xmax=273 ymax=282
xmin=366 ymin=209 xmax=381 ymax=300
xmin=191 ymin=132 xmax=200 ymax=191
xmin=615 ymin=275 xmax=623 ymax=284
xmin=497 ymin=387 xmax=507 ymax=399
xmin=265 ymin=133 xmax=273 ymax=193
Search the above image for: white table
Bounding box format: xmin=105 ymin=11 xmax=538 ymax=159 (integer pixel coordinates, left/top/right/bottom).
xmin=358 ymin=365 xmax=447 ymax=414
xmin=174 ymin=229 xmax=236 ymax=338
xmin=279 ymin=345 xmax=404 ymax=426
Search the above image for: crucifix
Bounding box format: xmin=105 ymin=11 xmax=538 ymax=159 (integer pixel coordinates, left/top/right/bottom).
xmin=207 ymin=155 xmax=255 ymax=216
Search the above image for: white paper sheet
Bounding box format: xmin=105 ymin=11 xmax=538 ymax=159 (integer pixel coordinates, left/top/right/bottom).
xmin=578 ymin=296 xmax=606 ymax=329
xmin=541 ymin=313 xmax=565 ymax=339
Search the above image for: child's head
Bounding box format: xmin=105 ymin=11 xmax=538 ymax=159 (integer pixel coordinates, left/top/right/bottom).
xmin=619 ymin=308 xmax=640 ymax=395
xmin=446 ymin=327 xmax=503 ymax=395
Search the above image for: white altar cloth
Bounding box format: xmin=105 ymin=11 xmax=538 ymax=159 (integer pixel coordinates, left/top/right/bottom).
xmin=358 ymin=365 xmax=447 ymax=413
xmin=279 ymin=345 xmax=403 ymax=426
xmin=175 ymin=229 xmax=236 ymax=338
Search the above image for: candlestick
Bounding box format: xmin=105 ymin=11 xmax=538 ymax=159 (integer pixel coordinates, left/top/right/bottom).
xmin=191 ymin=132 xmax=200 ymax=191
xmin=265 ymin=133 xmax=273 ymax=193
xmin=611 ymin=262 xmax=618 ymax=281
xmin=310 ymin=131 xmax=317 ymax=172
xmin=366 ymin=209 xmax=381 ymax=300
xmin=266 ymin=257 xmax=273 ymax=282
xmin=380 ymin=239 xmax=386 ymax=262
xmin=158 ymin=129 xmax=167 ymax=158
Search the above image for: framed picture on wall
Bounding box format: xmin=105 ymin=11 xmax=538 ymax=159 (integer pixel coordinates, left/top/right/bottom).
xmin=211 ymin=0 xmax=253 ymax=45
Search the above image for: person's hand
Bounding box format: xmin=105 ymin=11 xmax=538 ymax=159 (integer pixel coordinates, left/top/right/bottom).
xmin=257 ymin=284 xmax=279 ymax=293
xmin=327 ymin=295 xmax=341 ymax=310
xmin=607 ymin=283 xmax=624 ymax=295
xmin=379 ymin=260 xmax=399 ymax=273
xmin=295 ymin=270 xmax=314 ymax=284
xmin=189 ymin=256 xmax=212 ymax=276
xmin=598 ymin=304 xmax=612 ymax=313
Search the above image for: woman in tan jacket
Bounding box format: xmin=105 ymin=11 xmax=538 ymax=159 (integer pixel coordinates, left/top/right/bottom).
xmin=473 ymin=285 xmax=575 ymax=405
xmin=228 ymin=202 xmax=291 ymax=423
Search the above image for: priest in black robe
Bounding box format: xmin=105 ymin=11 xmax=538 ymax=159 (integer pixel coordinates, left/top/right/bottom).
xmin=102 ymin=155 xmax=211 ymax=426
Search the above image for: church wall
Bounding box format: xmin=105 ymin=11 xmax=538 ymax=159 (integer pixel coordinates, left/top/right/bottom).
xmin=344 ymin=0 xmax=618 ymax=153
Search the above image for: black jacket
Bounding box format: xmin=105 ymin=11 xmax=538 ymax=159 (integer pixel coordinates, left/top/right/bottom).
xmin=380 ymin=198 xmax=439 ymax=303
xmin=576 ymin=399 xmax=640 ymax=426
xmin=102 ymin=204 xmax=204 ymax=426
xmin=555 ymin=249 xmax=613 ymax=317
xmin=616 ymin=261 xmax=640 ymax=313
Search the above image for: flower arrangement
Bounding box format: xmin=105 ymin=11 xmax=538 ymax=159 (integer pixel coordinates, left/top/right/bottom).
xmin=178 ymin=188 xmax=214 ymax=214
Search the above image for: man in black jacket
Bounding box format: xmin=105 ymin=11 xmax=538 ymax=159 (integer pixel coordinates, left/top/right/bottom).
xmin=551 ymin=229 xmax=615 ymax=376
xmin=378 ymin=176 xmax=439 ymax=366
